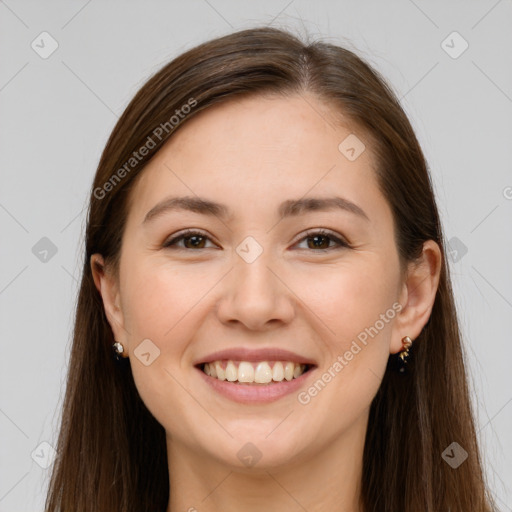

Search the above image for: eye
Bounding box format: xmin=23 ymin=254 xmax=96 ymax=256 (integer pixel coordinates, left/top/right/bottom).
xmin=294 ymin=229 xmax=350 ymax=251
xmin=162 ymin=228 xmax=350 ymax=251
xmin=163 ymin=230 xmax=217 ymax=250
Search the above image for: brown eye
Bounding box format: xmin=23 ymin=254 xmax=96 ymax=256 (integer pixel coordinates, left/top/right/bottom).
xmin=182 ymin=234 xmax=207 ymax=249
xmin=295 ymin=230 xmax=349 ymax=251
xmin=163 ymin=230 xmax=215 ymax=250
xmin=307 ymin=234 xmax=331 ymax=250
xmin=163 ymin=229 xmax=349 ymax=252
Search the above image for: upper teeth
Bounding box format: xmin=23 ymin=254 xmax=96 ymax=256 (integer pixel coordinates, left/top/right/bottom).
xmin=203 ymin=360 xmax=307 ymax=384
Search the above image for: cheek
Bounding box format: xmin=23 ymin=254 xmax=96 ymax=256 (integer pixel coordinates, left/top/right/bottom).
xmin=120 ymin=248 xmax=399 ymax=359
xmin=120 ymin=258 xmax=218 ymax=340
xmin=120 ymin=260 xmax=215 ymax=439
xmin=320 ymin=260 xmax=399 ymax=390
xmin=292 ymin=287 xmax=393 ymax=434
xmin=296 ymin=256 xmax=399 ymax=408
xmin=299 ymin=256 xmax=399 ymax=344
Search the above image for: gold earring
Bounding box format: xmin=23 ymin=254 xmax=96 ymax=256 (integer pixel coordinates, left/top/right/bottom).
xmin=398 ymin=335 xmax=413 ymax=372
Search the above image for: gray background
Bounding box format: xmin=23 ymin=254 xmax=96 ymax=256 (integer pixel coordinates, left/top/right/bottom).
xmin=1 ymin=1 xmax=511 ymax=510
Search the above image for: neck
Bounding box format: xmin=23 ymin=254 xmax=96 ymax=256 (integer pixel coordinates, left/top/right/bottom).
xmin=165 ymin=412 xmax=368 ymax=512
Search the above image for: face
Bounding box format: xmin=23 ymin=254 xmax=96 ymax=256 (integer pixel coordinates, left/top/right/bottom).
xmin=98 ymin=93 xmax=409 ymax=471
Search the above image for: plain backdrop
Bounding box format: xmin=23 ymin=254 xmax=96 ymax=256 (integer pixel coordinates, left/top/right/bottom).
xmin=1 ymin=1 xmax=511 ymax=510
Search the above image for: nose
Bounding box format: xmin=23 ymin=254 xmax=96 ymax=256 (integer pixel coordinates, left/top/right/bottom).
xmin=216 ymin=247 xmax=295 ymax=331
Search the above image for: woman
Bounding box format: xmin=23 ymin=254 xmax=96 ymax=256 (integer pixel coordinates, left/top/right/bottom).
xmin=44 ymin=26 xmax=497 ymax=511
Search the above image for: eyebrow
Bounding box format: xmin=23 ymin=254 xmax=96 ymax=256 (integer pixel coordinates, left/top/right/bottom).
xmin=142 ymin=195 xmax=369 ymax=224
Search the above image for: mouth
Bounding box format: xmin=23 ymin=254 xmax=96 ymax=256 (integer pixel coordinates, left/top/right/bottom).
xmin=195 ymin=360 xmax=315 ymax=385
xmin=193 ymin=348 xmax=318 ymax=403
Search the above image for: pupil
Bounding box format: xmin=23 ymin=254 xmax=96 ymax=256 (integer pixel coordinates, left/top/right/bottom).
xmin=310 ymin=235 xmax=329 ymax=249
xmin=186 ymin=235 xmax=204 ymax=248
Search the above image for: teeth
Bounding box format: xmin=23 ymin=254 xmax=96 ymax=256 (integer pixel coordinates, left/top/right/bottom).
xmin=238 ymin=362 xmax=254 ymax=383
xmin=225 ymin=361 xmax=237 ymax=382
xmin=254 ymin=362 xmax=272 ymax=383
xmin=272 ymin=361 xmax=284 ymax=382
xmin=284 ymin=362 xmax=294 ymax=381
xmin=202 ymin=360 xmax=308 ymax=384
xmin=214 ymin=361 xmax=225 ymax=381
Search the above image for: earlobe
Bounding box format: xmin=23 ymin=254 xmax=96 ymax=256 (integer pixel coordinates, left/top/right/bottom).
xmin=390 ymin=240 xmax=442 ymax=354
xmin=90 ymin=254 xmax=126 ymax=344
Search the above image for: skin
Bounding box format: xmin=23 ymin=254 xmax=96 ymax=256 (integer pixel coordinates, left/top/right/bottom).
xmin=92 ymin=93 xmax=441 ymax=512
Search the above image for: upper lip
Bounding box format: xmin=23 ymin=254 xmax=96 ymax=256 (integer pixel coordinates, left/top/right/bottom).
xmin=194 ymin=348 xmax=317 ymax=366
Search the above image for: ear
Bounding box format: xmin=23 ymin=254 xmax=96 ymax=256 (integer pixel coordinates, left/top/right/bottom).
xmin=90 ymin=254 xmax=129 ymax=354
xmin=390 ymin=240 xmax=442 ymax=354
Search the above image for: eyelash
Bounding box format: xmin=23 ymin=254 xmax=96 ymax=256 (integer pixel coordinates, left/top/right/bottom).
xmin=162 ymin=228 xmax=350 ymax=252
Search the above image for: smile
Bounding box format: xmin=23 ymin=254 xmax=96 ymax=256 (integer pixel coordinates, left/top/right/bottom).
xmin=195 ymin=360 xmax=316 ymax=404
xmin=201 ymin=360 xmax=311 ymax=384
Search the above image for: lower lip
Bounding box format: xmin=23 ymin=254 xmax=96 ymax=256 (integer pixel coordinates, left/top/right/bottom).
xmin=195 ymin=366 xmax=316 ymax=404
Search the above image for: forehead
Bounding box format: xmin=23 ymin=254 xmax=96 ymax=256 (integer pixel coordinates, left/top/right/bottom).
xmin=125 ymin=93 xmax=386 ymax=224
xmin=161 ymin=92 xmax=370 ymax=165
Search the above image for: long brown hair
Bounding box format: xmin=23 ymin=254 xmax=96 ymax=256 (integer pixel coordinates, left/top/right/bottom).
xmin=45 ymin=26 xmax=498 ymax=512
